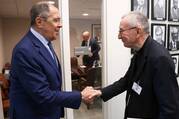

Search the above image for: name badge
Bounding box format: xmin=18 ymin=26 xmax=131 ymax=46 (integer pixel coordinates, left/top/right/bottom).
xmin=132 ymin=82 xmax=142 ymax=95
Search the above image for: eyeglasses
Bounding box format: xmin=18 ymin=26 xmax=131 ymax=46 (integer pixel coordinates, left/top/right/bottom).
xmin=118 ymin=27 xmax=137 ymax=39
xmin=119 ymin=27 xmax=136 ymax=33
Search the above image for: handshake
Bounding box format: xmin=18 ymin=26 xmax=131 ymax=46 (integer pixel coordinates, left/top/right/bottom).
xmin=81 ymin=86 xmax=102 ymax=104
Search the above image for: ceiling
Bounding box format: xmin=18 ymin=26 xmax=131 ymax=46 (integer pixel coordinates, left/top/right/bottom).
xmin=0 ymin=0 xmax=101 ymax=19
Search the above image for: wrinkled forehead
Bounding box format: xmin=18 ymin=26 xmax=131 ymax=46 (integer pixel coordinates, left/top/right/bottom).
xmin=120 ymin=18 xmax=130 ymax=28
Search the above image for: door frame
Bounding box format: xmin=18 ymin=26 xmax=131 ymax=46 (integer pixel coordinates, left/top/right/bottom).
xmin=58 ymin=0 xmax=108 ymax=119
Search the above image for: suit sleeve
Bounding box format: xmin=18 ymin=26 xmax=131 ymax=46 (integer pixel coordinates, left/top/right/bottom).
xmin=91 ymin=40 xmax=100 ymax=55
xmin=101 ymin=77 xmax=127 ymax=102
xmin=100 ymin=56 xmax=135 ymax=101
xmin=13 ymin=48 xmax=81 ymax=109
xmin=153 ymin=56 xmax=179 ymax=119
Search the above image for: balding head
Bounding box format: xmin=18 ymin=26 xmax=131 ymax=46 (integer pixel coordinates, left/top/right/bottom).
xmin=121 ymin=11 xmax=149 ymax=34
xmin=82 ymin=31 xmax=90 ymax=41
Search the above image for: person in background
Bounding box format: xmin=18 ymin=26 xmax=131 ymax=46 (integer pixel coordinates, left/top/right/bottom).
xmin=89 ymin=11 xmax=179 ymax=119
xmin=154 ymin=0 xmax=165 ymax=18
xmin=169 ymin=27 xmax=179 ymax=50
xmin=134 ymin=0 xmax=147 ymax=16
xmin=171 ymin=0 xmax=179 ymax=20
xmin=154 ymin=26 xmax=164 ymax=45
xmin=9 ymin=1 xmax=95 ymax=119
xmin=2 ymin=62 xmax=11 ymax=79
xmin=81 ymin=31 xmax=101 ymax=68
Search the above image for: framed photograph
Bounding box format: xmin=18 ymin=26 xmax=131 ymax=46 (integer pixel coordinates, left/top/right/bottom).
xmin=151 ymin=0 xmax=167 ymax=20
xmin=168 ymin=0 xmax=179 ymax=22
xmin=171 ymin=54 xmax=179 ymax=76
xmin=168 ymin=25 xmax=179 ymax=51
xmin=151 ymin=23 xmax=166 ymax=47
xmin=131 ymin=0 xmax=149 ymax=17
xmin=91 ymin=24 xmax=101 ymax=40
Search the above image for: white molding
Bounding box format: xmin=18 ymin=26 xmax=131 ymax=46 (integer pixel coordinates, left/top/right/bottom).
xmin=58 ymin=0 xmax=74 ymax=119
xmin=101 ymin=0 xmax=109 ymax=119
xmin=58 ymin=0 xmax=107 ymax=119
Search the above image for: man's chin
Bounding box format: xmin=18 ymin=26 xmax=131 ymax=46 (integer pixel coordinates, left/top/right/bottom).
xmin=123 ymin=43 xmax=130 ymax=48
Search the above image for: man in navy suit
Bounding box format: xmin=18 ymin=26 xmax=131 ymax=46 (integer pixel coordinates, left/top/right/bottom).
xmin=90 ymin=12 xmax=179 ymax=119
xmin=81 ymin=31 xmax=101 ymax=68
xmin=9 ymin=1 xmax=94 ymax=119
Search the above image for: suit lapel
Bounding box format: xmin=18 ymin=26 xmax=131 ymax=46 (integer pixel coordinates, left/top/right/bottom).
xmin=28 ymin=31 xmax=61 ymax=79
xmin=131 ymin=36 xmax=151 ymax=82
xmin=132 ymin=57 xmax=147 ymax=82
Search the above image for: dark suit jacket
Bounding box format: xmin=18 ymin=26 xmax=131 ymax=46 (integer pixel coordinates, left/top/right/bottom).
xmin=101 ymin=36 xmax=179 ymax=119
xmin=81 ymin=38 xmax=100 ymax=67
xmin=10 ymin=31 xmax=81 ymax=119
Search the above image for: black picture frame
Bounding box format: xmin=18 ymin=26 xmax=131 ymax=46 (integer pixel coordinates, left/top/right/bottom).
xmin=131 ymin=0 xmax=149 ymax=18
xmin=168 ymin=0 xmax=179 ymax=22
xmin=151 ymin=23 xmax=166 ymax=47
xmin=151 ymin=0 xmax=167 ymax=20
xmin=171 ymin=54 xmax=179 ymax=76
xmin=168 ymin=25 xmax=179 ymax=51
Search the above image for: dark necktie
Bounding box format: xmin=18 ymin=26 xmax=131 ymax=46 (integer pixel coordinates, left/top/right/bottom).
xmin=48 ymin=42 xmax=58 ymax=67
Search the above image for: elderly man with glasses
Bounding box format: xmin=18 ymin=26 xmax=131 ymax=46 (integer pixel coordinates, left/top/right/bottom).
xmin=89 ymin=11 xmax=179 ymax=119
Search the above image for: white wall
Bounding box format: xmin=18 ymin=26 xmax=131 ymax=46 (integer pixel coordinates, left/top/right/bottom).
xmin=2 ymin=18 xmax=29 ymax=63
xmin=103 ymin=0 xmax=131 ymax=119
xmin=69 ymin=19 xmax=100 ymax=64
xmin=0 ymin=18 xmax=4 ymax=72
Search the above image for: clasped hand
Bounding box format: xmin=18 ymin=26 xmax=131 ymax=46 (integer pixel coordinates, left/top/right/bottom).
xmin=81 ymin=86 xmax=101 ymax=104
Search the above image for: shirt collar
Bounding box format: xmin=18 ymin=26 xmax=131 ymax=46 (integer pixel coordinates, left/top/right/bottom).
xmin=30 ymin=27 xmax=49 ymax=46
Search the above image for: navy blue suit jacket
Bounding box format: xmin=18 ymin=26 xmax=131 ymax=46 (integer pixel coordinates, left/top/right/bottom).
xmin=10 ymin=31 xmax=81 ymax=119
xmin=81 ymin=38 xmax=100 ymax=67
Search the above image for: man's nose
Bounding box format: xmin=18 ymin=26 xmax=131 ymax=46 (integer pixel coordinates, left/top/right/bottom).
xmin=57 ymin=22 xmax=62 ymax=29
xmin=118 ymin=32 xmax=122 ymax=39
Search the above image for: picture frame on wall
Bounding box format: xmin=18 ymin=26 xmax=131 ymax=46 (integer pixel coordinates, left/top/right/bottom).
xmin=151 ymin=0 xmax=167 ymax=20
xmin=131 ymin=0 xmax=149 ymax=17
xmin=168 ymin=0 xmax=179 ymax=22
xmin=151 ymin=23 xmax=166 ymax=47
xmin=168 ymin=25 xmax=179 ymax=51
xmin=171 ymin=54 xmax=179 ymax=76
xmin=91 ymin=24 xmax=101 ymax=40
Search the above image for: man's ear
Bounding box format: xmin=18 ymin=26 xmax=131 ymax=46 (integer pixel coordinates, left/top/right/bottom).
xmin=35 ymin=16 xmax=43 ymax=28
xmin=136 ymin=27 xmax=140 ymax=34
xmin=136 ymin=25 xmax=142 ymax=34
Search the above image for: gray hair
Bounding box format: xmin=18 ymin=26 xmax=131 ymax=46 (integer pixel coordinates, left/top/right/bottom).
xmin=122 ymin=11 xmax=149 ymax=33
xmin=30 ymin=1 xmax=53 ymax=26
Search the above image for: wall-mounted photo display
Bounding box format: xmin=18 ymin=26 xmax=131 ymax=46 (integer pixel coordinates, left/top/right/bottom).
xmin=168 ymin=0 xmax=179 ymax=22
xmin=131 ymin=0 xmax=149 ymax=17
xmin=168 ymin=25 xmax=179 ymax=51
xmin=171 ymin=54 xmax=179 ymax=76
xmin=151 ymin=23 xmax=166 ymax=47
xmin=151 ymin=0 xmax=167 ymax=20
